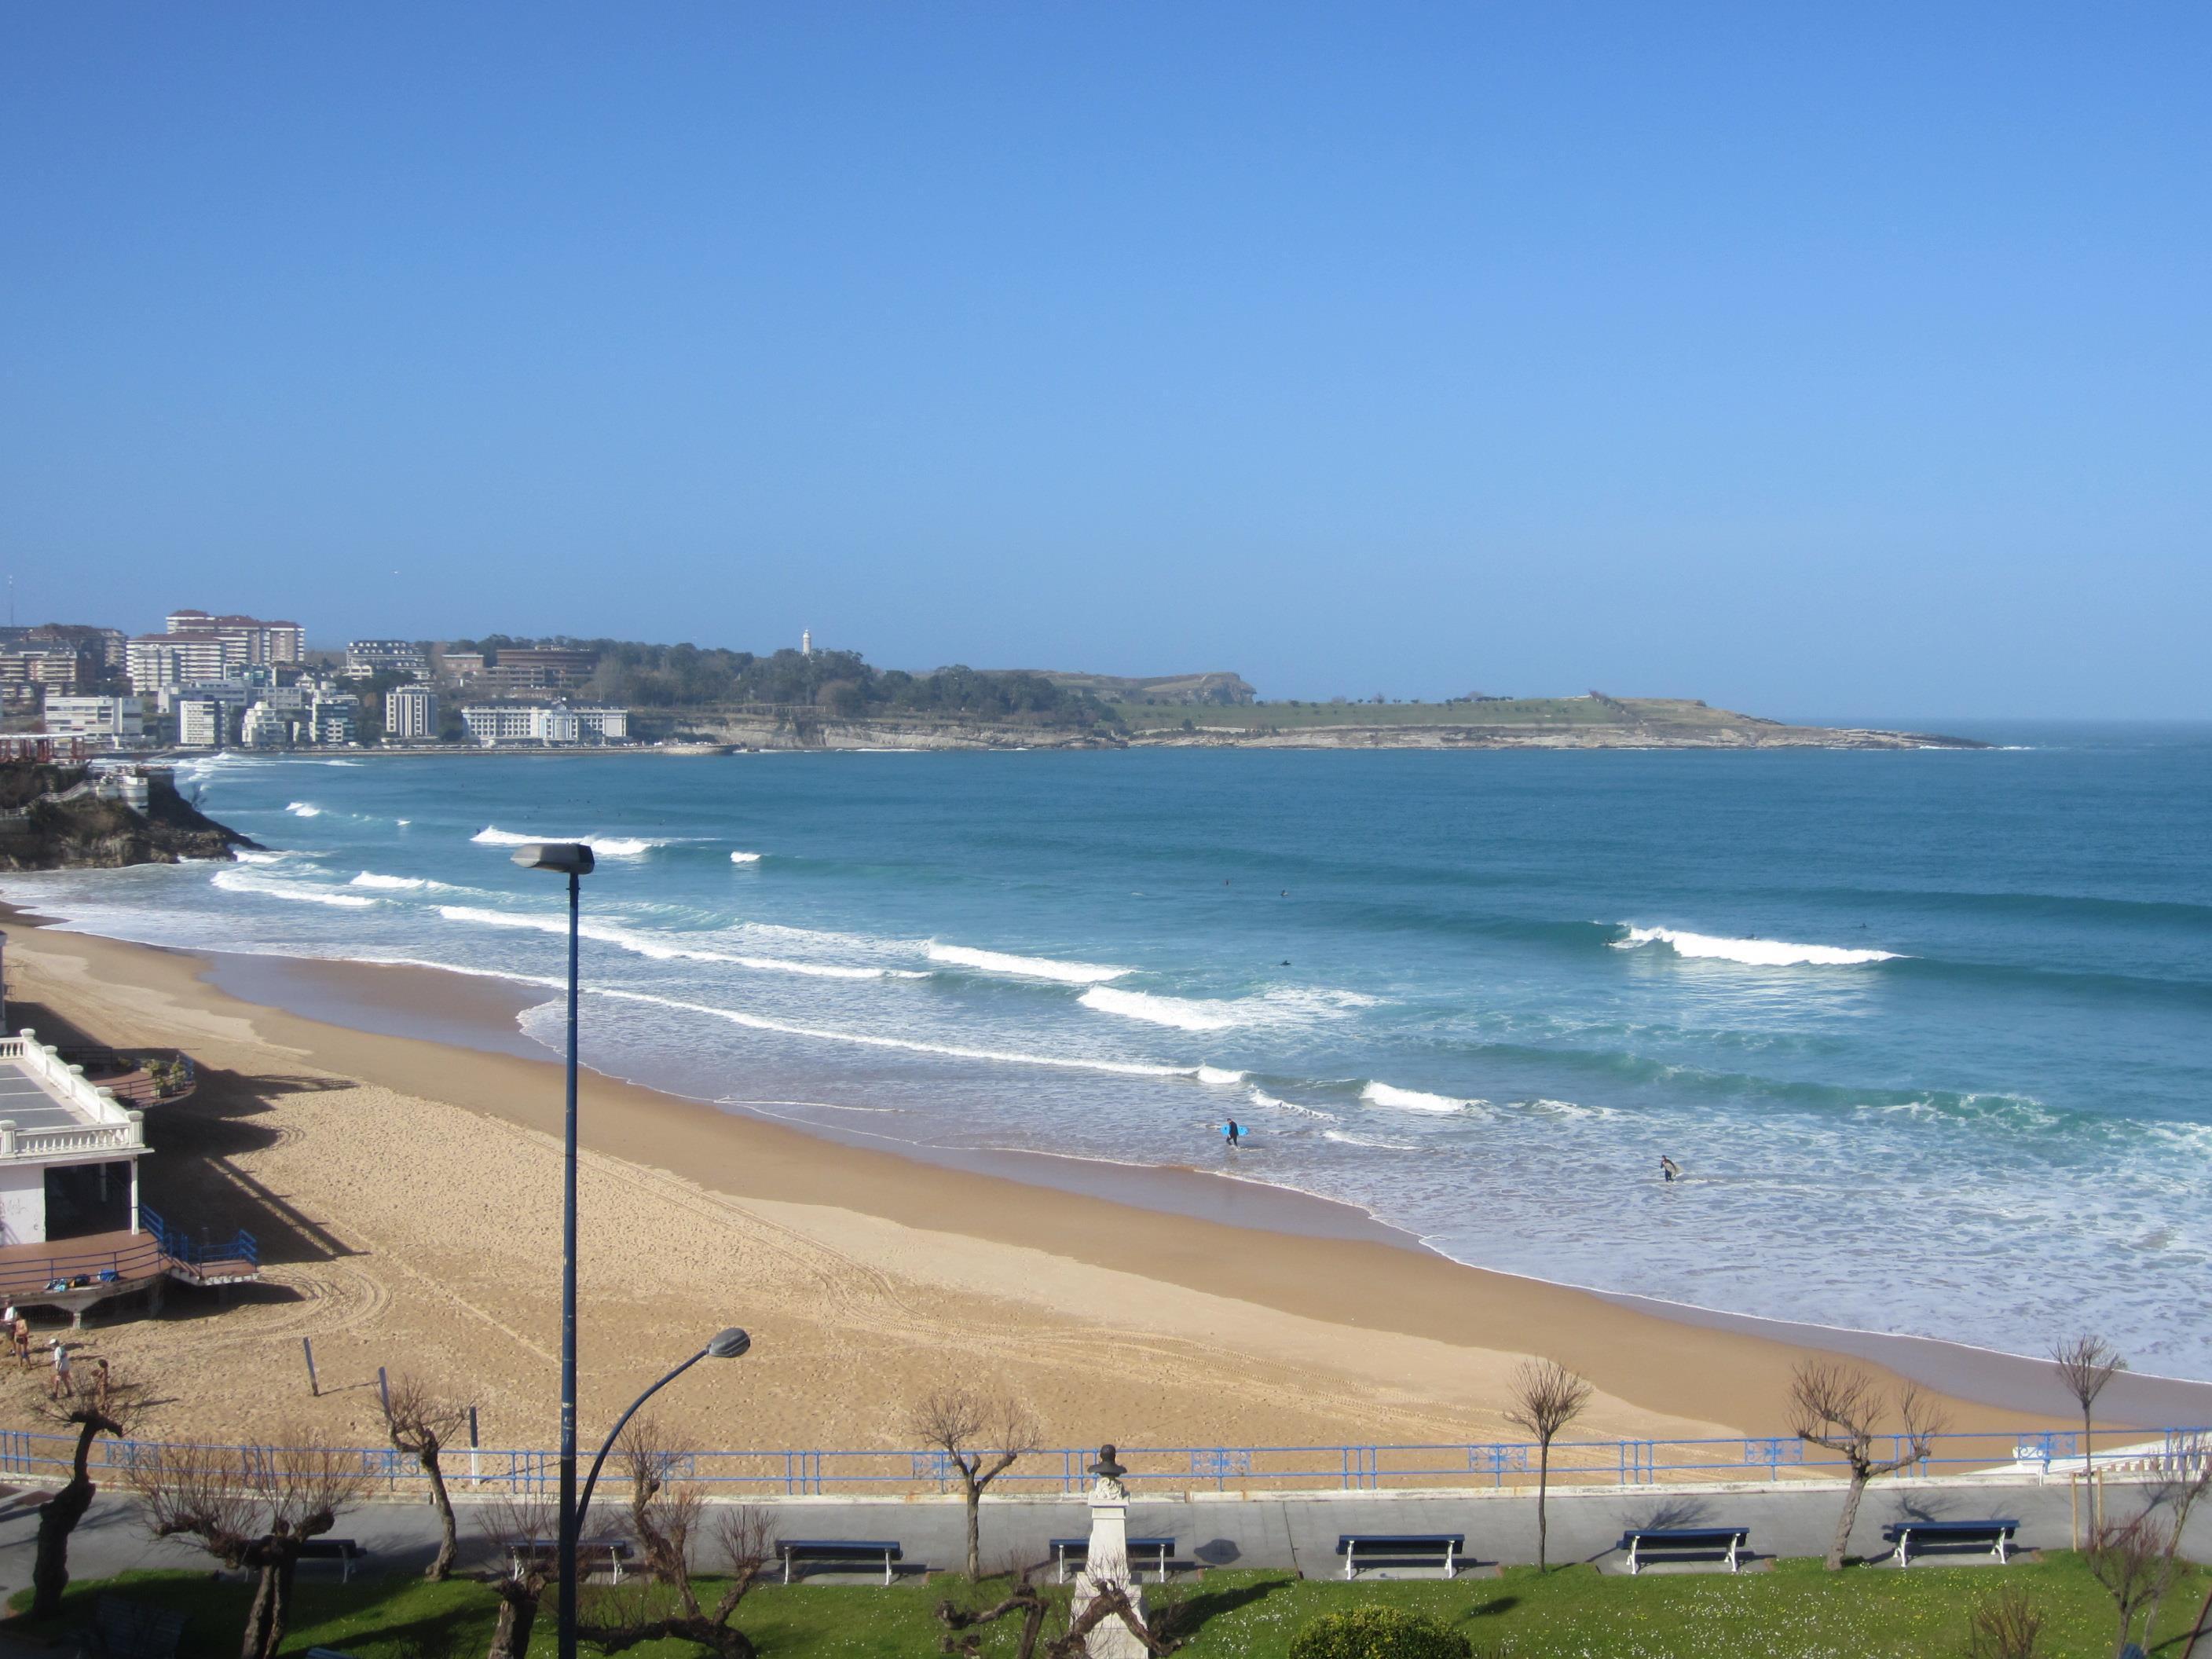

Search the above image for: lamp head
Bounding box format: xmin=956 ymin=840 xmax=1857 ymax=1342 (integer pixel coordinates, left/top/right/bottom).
xmin=511 ymin=841 xmax=595 ymax=876
xmin=706 ymin=1327 xmax=752 ymax=1360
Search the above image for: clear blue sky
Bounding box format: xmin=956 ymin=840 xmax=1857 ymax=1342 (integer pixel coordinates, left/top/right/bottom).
xmin=5 ymin=4 xmax=2207 ymax=718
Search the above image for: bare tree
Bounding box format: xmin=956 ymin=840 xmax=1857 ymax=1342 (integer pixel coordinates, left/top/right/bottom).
xmin=478 ymin=1494 xmax=557 ymax=1659
xmin=126 ymin=1430 xmax=371 ymax=1659
xmin=908 ymin=1386 xmax=1041 ymax=1580
xmin=936 ymin=1572 xmax=1179 ymax=1657
xmin=577 ymin=1417 xmax=771 ymax=1659
xmin=1962 ymin=1583 xmax=2045 ymax=1659
xmin=2088 ymin=1434 xmax=2212 ymax=1656
xmin=1789 ymin=1361 xmax=1945 ymax=1570
xmin=25 ymin=1364 xmax=148 ymax=1619
xmin=2049 ymin=1334 xmax=2126 ymax=1471
xmin=379 ymin=1374 xmax=468 ymax=1580
xmin=1502 ymin=1357 xmax=1593 ymax=1571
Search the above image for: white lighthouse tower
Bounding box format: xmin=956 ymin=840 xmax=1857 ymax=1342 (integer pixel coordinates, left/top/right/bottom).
xmin=800 ymin=629 xmax=813 ymax=657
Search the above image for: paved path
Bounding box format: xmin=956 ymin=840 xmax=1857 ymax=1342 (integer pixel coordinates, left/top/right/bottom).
xmin=4 ymin=1473 xmax=2207 ymax=1602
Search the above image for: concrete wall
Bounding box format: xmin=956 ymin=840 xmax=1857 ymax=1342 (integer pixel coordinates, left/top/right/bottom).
xmin=0 ymin=1161 xmax=44 ymax=1247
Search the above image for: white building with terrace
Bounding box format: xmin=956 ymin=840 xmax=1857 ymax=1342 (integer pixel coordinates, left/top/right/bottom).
xmin=0 ymin=1029 xmax=258 ymax=1323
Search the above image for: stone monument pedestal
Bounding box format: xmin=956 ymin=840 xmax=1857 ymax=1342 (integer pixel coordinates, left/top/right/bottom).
xmin=1068 ymin=1445 xmax=1149 ymax=1658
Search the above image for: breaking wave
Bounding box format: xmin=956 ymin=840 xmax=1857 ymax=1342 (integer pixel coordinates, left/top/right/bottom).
xmin=435 ymin=906 xmax=904 ymax=980
xmin=211 ymin=869 xmax=375 ymax=908
xmin=284 ymin=802 xmax=322 ymax=818
xmin=470 ymin=826 xmax=668 ymax=858
xmin=1362 ymin=1081 xmax=1484 ymax=1113
xmin=1612 ymin=925 xmax=1902 ymax=967
xmin=1196 ymin=1066 xmax=1247 ymax=1086
xmin=350 ymin=872 xmax=438 ymax=892
xmin=926 ymin=943 xmax=1130 ymax=983
xmin=1079 ymin=985 xmax=1240 ymax=1031
xmin=729 ymin=851 xmax=764 ymax=864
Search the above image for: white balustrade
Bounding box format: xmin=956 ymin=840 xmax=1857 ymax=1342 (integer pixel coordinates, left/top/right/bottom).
xmin=0 ymin=1027 xmax=145 ymax=1159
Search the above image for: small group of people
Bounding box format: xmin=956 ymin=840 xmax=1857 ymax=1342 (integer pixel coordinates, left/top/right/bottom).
xmin=3 ymin=1303 xmax=108 ymax=1406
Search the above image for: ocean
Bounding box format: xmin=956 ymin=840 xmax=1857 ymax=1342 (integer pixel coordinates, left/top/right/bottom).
xmin=8 ymin=727 xmax=2209 ymax=1377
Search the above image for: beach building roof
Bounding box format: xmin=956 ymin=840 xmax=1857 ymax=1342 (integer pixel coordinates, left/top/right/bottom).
xmin=0 ymin=1031 xmax=146 ymax=1164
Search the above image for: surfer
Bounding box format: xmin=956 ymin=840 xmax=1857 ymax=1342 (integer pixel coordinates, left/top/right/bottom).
xmin=1223 ymin=1119 xmax=1243 ymax=1152
xmin=1659 ymin=1155 xmax=1680 ymax=1183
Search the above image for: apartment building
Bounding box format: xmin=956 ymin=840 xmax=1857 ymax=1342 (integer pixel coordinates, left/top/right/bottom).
xmin=42 ymin=696 xmax=145 ymax=744
xmin=383 ymin=683 xmax=438 ymax=740
xmin=164 ymin=610 xmax=305 ymax=667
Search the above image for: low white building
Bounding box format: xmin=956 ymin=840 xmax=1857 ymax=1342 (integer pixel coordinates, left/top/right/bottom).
xmin=43 ymin=695 xmax=145 ymax=744
xmin=462 ymin=701 xmax=629 ymax=747
xmin=0 ymin=1031 xmax=146 ymax=1256
xmin=384 ymin=683 xmax=438 ymax=740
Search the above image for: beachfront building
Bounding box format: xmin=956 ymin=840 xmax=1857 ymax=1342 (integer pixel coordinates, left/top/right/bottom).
xmin=461 ymin=700 xmax=629 ymax=746
xmin=384 ymin=683 xmax=438 ymax=740
xmin=0 ymin=1027 xmax=258 ymax=1321
xmin=346 ymin=639 xmax=429 ymax=679
xmin=163 ymin=610 xmax=304 ymax=667
xmin=175 ymin=698 xmax=229 ymax=749
xmin=126 ymin=632 xmax=241 ymax=693
xmin=42 ymin=695 xmax=145 ymax=745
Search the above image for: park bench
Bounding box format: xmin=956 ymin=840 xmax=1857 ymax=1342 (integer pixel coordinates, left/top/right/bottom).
xmin=297 ymin=1538 xmax=366 ymax=1581
xmin=1882 ymin=1518 xmax=2020 ymax=1566
xmin=1621 ymin=1525 xmax=1750 ymax=1574
xmin=509 ymin=1537 xmax=635 ymax=1583
xmin=776 ymin=1538 xmax=904 ymax=1585
xmin=1335 ymin=1533 xmax=1464 ymax=1580
xmin=1049 ymin=1536 xmax=1175 ymax=1584
xmin=90 ymin=1593 xmax=186 ymax=1659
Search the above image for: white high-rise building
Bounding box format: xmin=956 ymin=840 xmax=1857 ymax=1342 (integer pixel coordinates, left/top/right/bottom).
xmin=384 ymin=683 xmax=438 ymax=741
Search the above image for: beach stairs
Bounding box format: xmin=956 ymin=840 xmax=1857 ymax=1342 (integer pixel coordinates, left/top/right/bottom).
xmin=0 ymin=1206 xmax=258 ymax=1325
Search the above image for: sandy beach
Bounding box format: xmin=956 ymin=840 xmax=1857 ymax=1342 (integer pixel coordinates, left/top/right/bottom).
xmin=0 ymin=906 xmax=2185 ymax=1469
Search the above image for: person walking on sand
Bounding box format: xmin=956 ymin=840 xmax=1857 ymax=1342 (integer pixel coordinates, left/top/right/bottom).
xmin=11 ymin=1313 xmax=29 ymax=1369
xmin=1659 ymin=1155 xmax=1681 ymax=1184
xmin=93 ymin=1357 xmax=111 ymax=1413
xmin=47 ymin=1339 xmax=71 ymax=1401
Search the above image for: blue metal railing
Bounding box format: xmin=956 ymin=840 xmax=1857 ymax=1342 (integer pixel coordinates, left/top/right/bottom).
xmin=1 ymin=1426 xmax=2193 ymax=1500
xmin=139 ymin=1205 xmax=258 ymax=1272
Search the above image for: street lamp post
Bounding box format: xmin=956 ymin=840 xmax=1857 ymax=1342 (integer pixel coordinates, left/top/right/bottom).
xmin=573 ymin=1327 xmax=753 ymax=1539
xmin=511 ymin=841 xmax=595 ymax=1659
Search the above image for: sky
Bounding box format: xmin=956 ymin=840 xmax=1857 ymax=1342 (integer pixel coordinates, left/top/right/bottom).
xmin=4 ymin=4 xmax=2207 ymax=719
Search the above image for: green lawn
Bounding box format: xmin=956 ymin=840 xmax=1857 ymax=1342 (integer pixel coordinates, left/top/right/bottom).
xmin=12 ymin=1557 xmax=2207 ymax=1659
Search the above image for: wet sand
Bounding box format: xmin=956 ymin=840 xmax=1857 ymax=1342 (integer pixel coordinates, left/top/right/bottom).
xmin=2 ymin=903 xmax=2192 ymax=1461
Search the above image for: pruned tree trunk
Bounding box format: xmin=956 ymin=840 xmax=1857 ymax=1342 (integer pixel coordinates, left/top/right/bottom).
xmin=422 ymin=1453 xmax=457 ymax=1580
xmin=488 ymin=1580 xmax=542 ymax=1659
xmin=240 ymin=1564 xmax=279 ymax=1659
xmin=1535 ymin=1441 xmax=1551 ymax=1570
xmin=963 ymin=1474 xmax=983 ymax=1580
xmin=30 ymin=1417 xmax=102 ymax=1618
xmin=1827 ymin=1472 xmax=1870 ymax=1571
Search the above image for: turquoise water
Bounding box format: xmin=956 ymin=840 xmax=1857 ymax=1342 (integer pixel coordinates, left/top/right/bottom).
xmin=9 ymin=729 xmax=2210 ymax=1374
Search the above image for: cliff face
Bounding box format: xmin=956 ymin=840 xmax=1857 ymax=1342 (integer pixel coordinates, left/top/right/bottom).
xmin=0 ymin=765 xmax=258 ymax=870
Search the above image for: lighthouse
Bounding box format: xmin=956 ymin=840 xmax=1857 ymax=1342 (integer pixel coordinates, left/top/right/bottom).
xmin=801 ymin=629 xmax=813 ymax=657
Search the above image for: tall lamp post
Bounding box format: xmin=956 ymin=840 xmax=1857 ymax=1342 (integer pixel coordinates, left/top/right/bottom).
xmin=511 ymin=840 xmax=595 ymax=1659
xmin=573 ymin=1327 xmax=753 ymax=1539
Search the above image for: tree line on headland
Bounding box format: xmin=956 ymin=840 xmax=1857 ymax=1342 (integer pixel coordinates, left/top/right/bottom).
xmin=449 ymin=636 xmax=1118 ymax=731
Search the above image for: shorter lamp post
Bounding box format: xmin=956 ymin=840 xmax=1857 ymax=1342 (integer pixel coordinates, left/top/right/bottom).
xmin=573 ymin=1327 xmax=753 ymax=1541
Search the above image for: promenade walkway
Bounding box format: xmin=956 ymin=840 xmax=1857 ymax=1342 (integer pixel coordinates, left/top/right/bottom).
xmin=5 ymin=1474 xmax=2207 ymax=1604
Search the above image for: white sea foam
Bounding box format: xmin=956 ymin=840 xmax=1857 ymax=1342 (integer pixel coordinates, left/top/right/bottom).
xmin=927 ymin=943 xmax=1130 ymax=983
xmin=1323 ymin=1129 xmax=1418 ymax=1150
xmin=589 ymin=987 xmax=1193 ymax=1079
xmin=1079 ymin=985 xmax=1240 ymax=1031
xmin=1362 ymin=1081 xmax=1484 ymax=1113
xmin=230 ymin=849 xmax=300 ymax=865
xmin=212 ymin=869 xmax=375 ymax=908
xmin=1611 ymin=925 xmax=1901 ymax=967
xmin=350 ymin=872 xmax=436 ymax=892
xmin=1249 ymin=1086 xmax=1335 ymax=1119
xmin=436 ymin=906 xmax=901 ymax=980
xmin=1196 ymin=1066 xmax=1247 ymax=1086
xmin=470 ymin=826 xmax=668 ymax=858
xmin=729 ymin=851 xmax=764 ymax=864
xmin=284 ymin=802 xmax=322 ymax=818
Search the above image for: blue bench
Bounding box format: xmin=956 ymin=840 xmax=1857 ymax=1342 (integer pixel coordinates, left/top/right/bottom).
xmin=1883 ymin=1518 xmax=2020 ymax=1566
xmin=1335 ymin=1533 xmax=1463 ymax=1579
xmin=1621 ymin=1525 xmax=1749 ymax=1573
xmin=777 ymin=1538 xmax=903 ymax=1585
xmin=1049 ymin=1536 xmax=1174 ymax=1583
